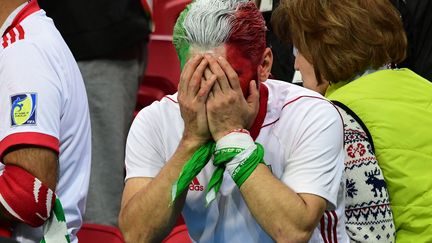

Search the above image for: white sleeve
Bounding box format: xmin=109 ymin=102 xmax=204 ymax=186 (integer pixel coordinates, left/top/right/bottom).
xmin=280 ymin=98 xmax=345 ymax=209
xmin=0 ymin=41 xmax=61 ymax=157
xmin=124 ymin=105 xmax=166 ymax=180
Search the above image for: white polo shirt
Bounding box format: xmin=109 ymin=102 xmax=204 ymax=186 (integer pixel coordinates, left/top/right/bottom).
xmin=125 ymin=79 xmax=349 ymax=242
xmin=0 ymin=1 xmax=91 ymax=242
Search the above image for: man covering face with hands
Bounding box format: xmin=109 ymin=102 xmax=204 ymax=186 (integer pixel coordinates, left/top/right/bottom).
xmin=119 ymin=0 xmax=348 ymax=242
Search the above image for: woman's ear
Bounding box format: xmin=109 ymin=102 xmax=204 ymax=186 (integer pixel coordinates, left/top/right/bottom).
xmin=257 ymin=47 xmax=273 ymax=82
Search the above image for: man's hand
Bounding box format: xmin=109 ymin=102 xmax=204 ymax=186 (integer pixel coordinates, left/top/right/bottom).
xmin=178 ymin=55 xmax=216 ymax=145
xmin=205 ymin=55 xmax=260 ymax=141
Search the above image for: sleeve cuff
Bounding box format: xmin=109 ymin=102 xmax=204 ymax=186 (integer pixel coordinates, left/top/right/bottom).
xmin=0 ymin=132 xmax=59 ymax=159
xmin=288 ymin=183 xmax=338 ymax=210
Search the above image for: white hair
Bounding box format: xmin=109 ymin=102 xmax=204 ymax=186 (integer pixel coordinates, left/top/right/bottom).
xmin=183 ymin=0 xmax=249 ymax=50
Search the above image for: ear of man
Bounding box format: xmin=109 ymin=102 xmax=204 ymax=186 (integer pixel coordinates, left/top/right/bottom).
xmin=257 ymin=47 xmax=273 ymax=82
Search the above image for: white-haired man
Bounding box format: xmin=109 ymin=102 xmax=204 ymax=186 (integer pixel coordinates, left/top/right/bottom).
xmin=119 ymin=0 xmax=348 ymax=242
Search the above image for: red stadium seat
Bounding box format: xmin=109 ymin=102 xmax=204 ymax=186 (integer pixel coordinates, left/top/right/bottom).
xmin=135 ymin=74 xmax=178 ymax=115
xmin=77 ymin=223 xmax=191 ymax=243
xmin=135 ymin=0 xmax=192 ymax=114
xmin=152 ymin=0 xmax=192 ymax=35
xmin=77 ymin=223 xmax=125 ymax=243
xmin=145 ymin=35 xmax=181 ymax=93
xmin=162 ymin=224 xmax=192 ymax=243
xmin=147 ymin=0 xmax=192 ymax=87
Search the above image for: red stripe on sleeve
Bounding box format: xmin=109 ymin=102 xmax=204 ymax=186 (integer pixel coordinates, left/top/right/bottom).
xmin=320 ymin=216 xmax=329 ymax=243
xmin=2 ymin=35 xmax=8 ymax=48
xmin=262 ymin=95 xmax=329 ymax=128
xmin=0 ymin=132 xmax=59 ymax=159
xmin=16 ymin=25 xmax=25 ymax=40
xmin=326 ymin=211 xmax=333 ymax=243
xmin=330 ymin=210 xmax=339 ymax=243
xmin=9 ymin=29 xmax=16 ymax=43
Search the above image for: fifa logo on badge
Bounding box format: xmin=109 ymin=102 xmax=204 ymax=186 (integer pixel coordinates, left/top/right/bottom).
xmin=10 ymin=93 xmax=37 ymax=126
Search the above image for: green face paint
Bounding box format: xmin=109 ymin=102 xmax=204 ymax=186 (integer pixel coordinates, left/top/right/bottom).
xmin=173 ymin=3 xmax=192 ymax=70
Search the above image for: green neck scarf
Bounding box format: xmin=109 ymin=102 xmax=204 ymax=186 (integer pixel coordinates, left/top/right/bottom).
xmin=171 ymin=141 xmax=265 ymax=205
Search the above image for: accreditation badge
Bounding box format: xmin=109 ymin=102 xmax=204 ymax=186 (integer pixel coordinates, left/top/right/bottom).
xmin=10 ymin=93 xmax=37 ymax=126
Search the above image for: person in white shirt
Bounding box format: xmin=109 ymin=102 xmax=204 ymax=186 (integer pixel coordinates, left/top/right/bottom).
xmin=119 ymin=0 xmax=348 ymax=242
xmin=0 ymin=0 xmax=91 ymax=242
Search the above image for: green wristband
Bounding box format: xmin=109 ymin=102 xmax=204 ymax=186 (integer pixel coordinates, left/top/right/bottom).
xmin=230 ymin=143 xmax=265 ymax=187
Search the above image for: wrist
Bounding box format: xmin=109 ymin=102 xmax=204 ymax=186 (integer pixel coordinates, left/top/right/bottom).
xmin=214 ymin=128 xmax=249 ymax=142
xmin=215 ymin=132 xmax=255 ymax=176
xmin=216 ymin=131 xmax=253 ymax=151
xmin=206 ymin=132 xmax=263 ymax=204
xmin=179 ymin=136 xmax=208 ymax=152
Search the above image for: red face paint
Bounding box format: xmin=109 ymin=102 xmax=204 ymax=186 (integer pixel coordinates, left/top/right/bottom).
xmin=225 ymin=43 xmax=258 ymax=97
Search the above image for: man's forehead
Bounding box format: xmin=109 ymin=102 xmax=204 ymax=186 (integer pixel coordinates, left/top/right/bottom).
xmin=186 ymin=44 xmax=254 ymax=71
xmin=189 ymin=45 xmax=226 ymax=58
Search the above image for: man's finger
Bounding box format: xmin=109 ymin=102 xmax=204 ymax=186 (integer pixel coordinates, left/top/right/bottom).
xmin=217 ymin=56 xmax=241 ymax=91
xmin=179 ymin=55 xmax=203 ymax=95
xmin=189 ymin=58 xmax=209 ymax=96
xmin=205 ymin=54 xmax=230 ymax=92
xmin=204 ymin=67 xmax=213 ymax=81
xmin=197 ymin=74 xmax=217 ymax=102
xmin=247 ymin=80 xmax=260 ymax=110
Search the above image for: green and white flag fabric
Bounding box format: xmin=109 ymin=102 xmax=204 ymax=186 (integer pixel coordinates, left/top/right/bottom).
xmin=171 ymin=142 xmax=215 ymax=204
xmin=171 ymin=132 xmax=265 ymax=206
xmin=41 ymin=198 xmax=70 ymax=243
